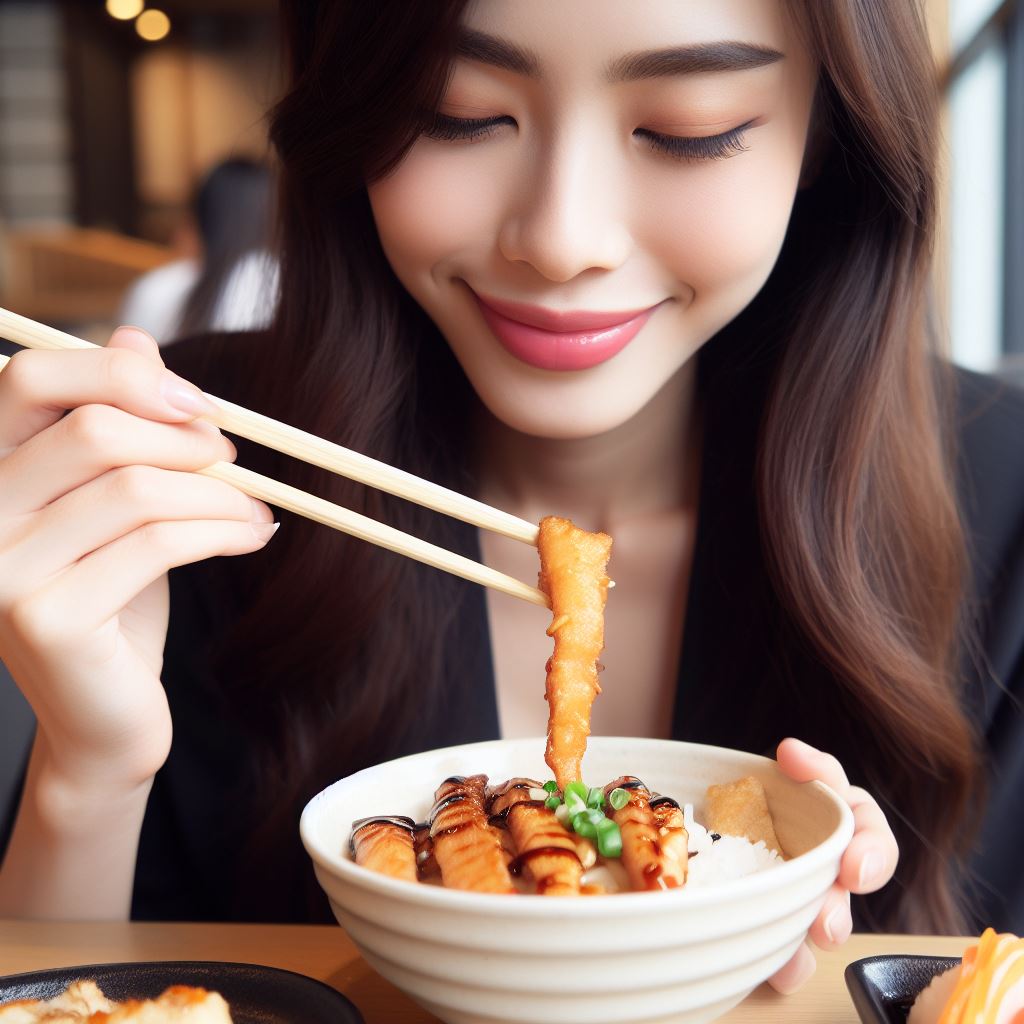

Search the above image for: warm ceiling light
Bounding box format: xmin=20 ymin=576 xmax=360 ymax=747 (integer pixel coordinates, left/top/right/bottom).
xmin=135 ymin=8 xmax=171 ymax=41
xmin=106 ymin=0 xmax=144 ymax=18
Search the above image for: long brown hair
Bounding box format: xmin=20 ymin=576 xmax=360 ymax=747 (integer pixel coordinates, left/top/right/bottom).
xmin=191 ymin=0 xmax=979 ymax=930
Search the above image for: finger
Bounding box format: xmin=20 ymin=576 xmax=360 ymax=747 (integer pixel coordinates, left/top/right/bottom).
xmin=837 ymin=788 xmax=899 ymax=894
xmin=0 ymin=344 xmax=218 ymax=450
xmin=776 ymin=737 xmax=850 ymax=797
xmin=9 ymin=518 xmax=279 ymax=648
xmin=766 ymin=941 xmax=817 ymax=995
xmin=106 ymin=325 xmax=163 ymax=361
xmin=5 ymin=467 xmax=271 ymax=582
xmin=806 ymin=884 xmax=852 ymax=950
xmin=0 ymin=405 xmax=236 ymax=517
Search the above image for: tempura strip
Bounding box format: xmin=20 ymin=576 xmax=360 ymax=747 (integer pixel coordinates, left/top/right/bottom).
xmin=430 ymin=774 xmax=515 ymax=894
xmin=538 ymin=516 xmax=612 ymax=790
xmin=349 ymin=815 xmax=419 ymax=883
xmin=605 ymin=777 xmax=686 ymax=891
xmin=505 ymin=801 xmax=583 ymax=896
xmin=486 ymin=778 xmax=539 ymax=872
xmin=487 ymin=777 xmax=540 ymax=816
xmin=651 ymin=797 xmax=689 ymax=887
xmin=705 ymin=776 xmax=783 ymax=856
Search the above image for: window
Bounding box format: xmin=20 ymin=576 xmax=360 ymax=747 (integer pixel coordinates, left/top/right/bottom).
xmin=946 ymin=0 xmax=1022 ymax=371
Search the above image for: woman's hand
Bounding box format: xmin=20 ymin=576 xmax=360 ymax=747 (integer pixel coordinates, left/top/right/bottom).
xmin=0 ymin=327 xmax=276 ymax=793
xmin=766 ymin=737 xmax=899 ymax=994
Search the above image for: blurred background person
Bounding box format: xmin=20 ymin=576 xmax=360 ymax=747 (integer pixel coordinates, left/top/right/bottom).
xmin=117 ymin=157 xmax=278 ymax=345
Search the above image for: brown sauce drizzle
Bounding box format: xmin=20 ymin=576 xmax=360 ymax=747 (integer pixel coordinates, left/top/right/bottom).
xmin=487 ymin=778 xmax=540 ymax=799
xmin=615 ymin=777 xmax=648 ymax=791
xmin=488 ymin=799 xmax=546 ymax=829
xmin=348 ymin=815 xmax=417 ymax=856
xmin=649 ymin=795 xmax=680 ymax=810
xmin=508 ymin=846 xmax=582 ymax=878
xmin=428 ymin=792 xmax=469 ymax=826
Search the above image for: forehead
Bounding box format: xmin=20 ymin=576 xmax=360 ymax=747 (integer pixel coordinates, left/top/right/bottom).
xmin=460 ymin=0 xmax=796 ymax=65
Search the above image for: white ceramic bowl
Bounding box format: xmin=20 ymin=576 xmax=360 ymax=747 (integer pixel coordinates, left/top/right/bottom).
xmin=300 ymin=736 xmax=854 ymax=1024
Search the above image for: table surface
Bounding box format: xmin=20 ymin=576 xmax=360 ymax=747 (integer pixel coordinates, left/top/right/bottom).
xmin=0 ymin=920 xmax=968 ymax=1023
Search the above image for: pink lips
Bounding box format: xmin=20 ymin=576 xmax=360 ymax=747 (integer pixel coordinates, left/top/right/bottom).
xmin=472 ymin=290 xmax=660 ymax=372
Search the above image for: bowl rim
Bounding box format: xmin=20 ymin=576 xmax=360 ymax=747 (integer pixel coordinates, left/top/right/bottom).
xmin=300 ymin=736 xmax=855 ymax=917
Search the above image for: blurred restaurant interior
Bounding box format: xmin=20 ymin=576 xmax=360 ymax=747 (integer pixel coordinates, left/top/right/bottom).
xmin=0 ymin=0 xmax=1021 ymax=811
xmin=0 ymin=0 xmax=278 ymax=349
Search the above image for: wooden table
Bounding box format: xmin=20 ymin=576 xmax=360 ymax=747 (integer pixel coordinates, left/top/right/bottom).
xmin=0 ymin=921 xmax=967 ymax=1022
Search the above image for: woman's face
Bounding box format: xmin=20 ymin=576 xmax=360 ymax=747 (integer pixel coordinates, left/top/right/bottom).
xmin=368 ymin=0 xmax=817 ymax=440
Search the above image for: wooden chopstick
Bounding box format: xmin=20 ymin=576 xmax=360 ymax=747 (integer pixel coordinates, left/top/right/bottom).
xmin=0 ymin=308 xmax=549 ymax=608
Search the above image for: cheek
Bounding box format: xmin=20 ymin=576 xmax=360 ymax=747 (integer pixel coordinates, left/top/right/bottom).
xmin=644 ymin=134 xmax=806 ymax=301
xmin=368 ymin=146 xmax=501 ymax=285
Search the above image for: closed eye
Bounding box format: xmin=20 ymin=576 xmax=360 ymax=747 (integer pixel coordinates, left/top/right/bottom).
xmin=421 ymin=112 xmax=516 ymax=142
xmin=421 ymin=112 xmax=755 ymax=162
xmin=630 ymin=120 xmax=753 ymax=160
xmin=635 ymin=121 xmax=755 ymax=161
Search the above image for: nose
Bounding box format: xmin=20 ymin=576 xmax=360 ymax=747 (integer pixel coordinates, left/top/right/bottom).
xmin=497 ymin=127 xmax=633 ymax=283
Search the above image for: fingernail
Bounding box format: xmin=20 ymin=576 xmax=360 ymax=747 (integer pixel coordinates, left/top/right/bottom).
xmin=251 ymin=521 xmax=280 ymax=543
xmin=160 ymin=373 xmax=217 ymax=417
xmin=824 ymin=905 xmax=852 ymax=944
xmin=858 ymin=851 xmax=884 ymax=890
xmin=786 ymin=737 xmax=818 ymax=754
xmin=248 ymin=497 xmax=274 ymax=523
xmin=111 ymin=325 xmax=154 ymax=344
xmin=772 ymin=944 xmax=817 ymax=995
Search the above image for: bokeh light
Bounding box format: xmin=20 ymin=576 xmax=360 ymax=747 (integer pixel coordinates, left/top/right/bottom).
xmin=105 ymin=0 xmax=144 ymax=19
xmin=135 ymin=9 xmax=171 ymax=42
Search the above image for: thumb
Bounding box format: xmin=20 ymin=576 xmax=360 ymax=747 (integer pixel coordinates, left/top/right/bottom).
xmin=107 ymin=325 xmax=163 ymax=364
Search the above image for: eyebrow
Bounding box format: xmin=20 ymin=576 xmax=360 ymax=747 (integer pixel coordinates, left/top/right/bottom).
xmin=454 ymin=30 xmax=784 ymax=81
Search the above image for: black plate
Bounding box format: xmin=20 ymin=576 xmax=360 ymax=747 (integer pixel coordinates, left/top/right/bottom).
xmin=0 ymin=961 xmax=364 ymax=1024
xmin=845 ymin=954 xmax=962 ymax=1023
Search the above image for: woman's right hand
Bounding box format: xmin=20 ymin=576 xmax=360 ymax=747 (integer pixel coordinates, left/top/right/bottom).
xmin=0 ymin=326 xmax=276 ymax=794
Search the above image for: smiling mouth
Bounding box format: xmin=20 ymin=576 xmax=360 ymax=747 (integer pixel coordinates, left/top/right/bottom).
xmin=469 ymin=288 xmax=664 ymax=372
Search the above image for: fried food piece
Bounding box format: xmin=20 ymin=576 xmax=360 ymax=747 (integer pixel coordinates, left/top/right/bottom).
xmin=486 ymin=778 xmax=540 ymax=817
xmin=605 ymin=777 xmax=687 ymax=891
xmin=485 ymin=779 xmax=537 ymax=870
xmin=505 ymin=801 xmax=583 ymax=897
xmin=349 ymin=815 xmax=419 ymax=883
xmin=651 ymin=797 xmax=689 ymax=888
xmin=429 ymin=775 xmax=515 ymax=894
xmin=98 ymin=987 xmax=232 ymax=1023
xmin=0 ymin=980 xmax=114 ymax=1022
xmin=705 ymin=776 xmax=783 ymax=856
xmin=537 ymin=516 xmax=613 ymax=790
xmin=0 ymin=984 xmax=232 ymax=1023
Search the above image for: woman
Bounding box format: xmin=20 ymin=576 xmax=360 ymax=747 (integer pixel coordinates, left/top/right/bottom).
xmin=1 ymin=0 xmax=1021 ymax=995
xmin=117 ymin=158 xmax=278 ymax=345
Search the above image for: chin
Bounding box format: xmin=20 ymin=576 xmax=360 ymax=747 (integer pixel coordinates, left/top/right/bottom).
xmin=469 ymin=373 xmax=664 ymax=441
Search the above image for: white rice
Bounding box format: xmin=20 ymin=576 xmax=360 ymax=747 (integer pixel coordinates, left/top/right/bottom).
xmin=683 ymin=803 xmax=783 ymax=886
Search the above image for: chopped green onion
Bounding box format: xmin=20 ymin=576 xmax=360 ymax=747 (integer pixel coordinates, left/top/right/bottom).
xmin=555 ymin=804 xmax=571 ymax=828
xmin=596 ymin=817 xmax=623 ymax=858
xmin=584 ymin=807 xmax=605 ymax=826
xmin=542 ymin=780 xmax=559 ymax=793
xmin=544 ymin=795 xmax=561 ymax=810
xmin=586 ymin=787 xmax=605 ymax=809
xmin=572 ymin=813 xmax=598 ymax=840
xmin=564 ymin=791 xmax=587 ymax=817
xmin=609 ymin=787 xmax=630 ymax=811
xmin=564 ymin=781 xmax=588 ymax=803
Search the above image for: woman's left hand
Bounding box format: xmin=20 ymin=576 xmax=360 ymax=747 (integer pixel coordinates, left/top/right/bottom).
xmin=766 ymin=737 xmax=899 ymax=994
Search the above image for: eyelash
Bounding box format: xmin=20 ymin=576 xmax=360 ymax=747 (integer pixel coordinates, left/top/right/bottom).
xmin=421 ymin=113 xmax=754 ymax=162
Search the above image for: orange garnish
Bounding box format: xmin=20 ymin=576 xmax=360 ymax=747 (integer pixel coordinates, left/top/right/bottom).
xmin=938 ymin=928 xmax=1024 ymax=1023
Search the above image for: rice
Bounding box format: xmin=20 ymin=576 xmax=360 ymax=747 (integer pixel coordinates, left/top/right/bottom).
xmin=683 ymin=803 xmax=783 ymax=886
